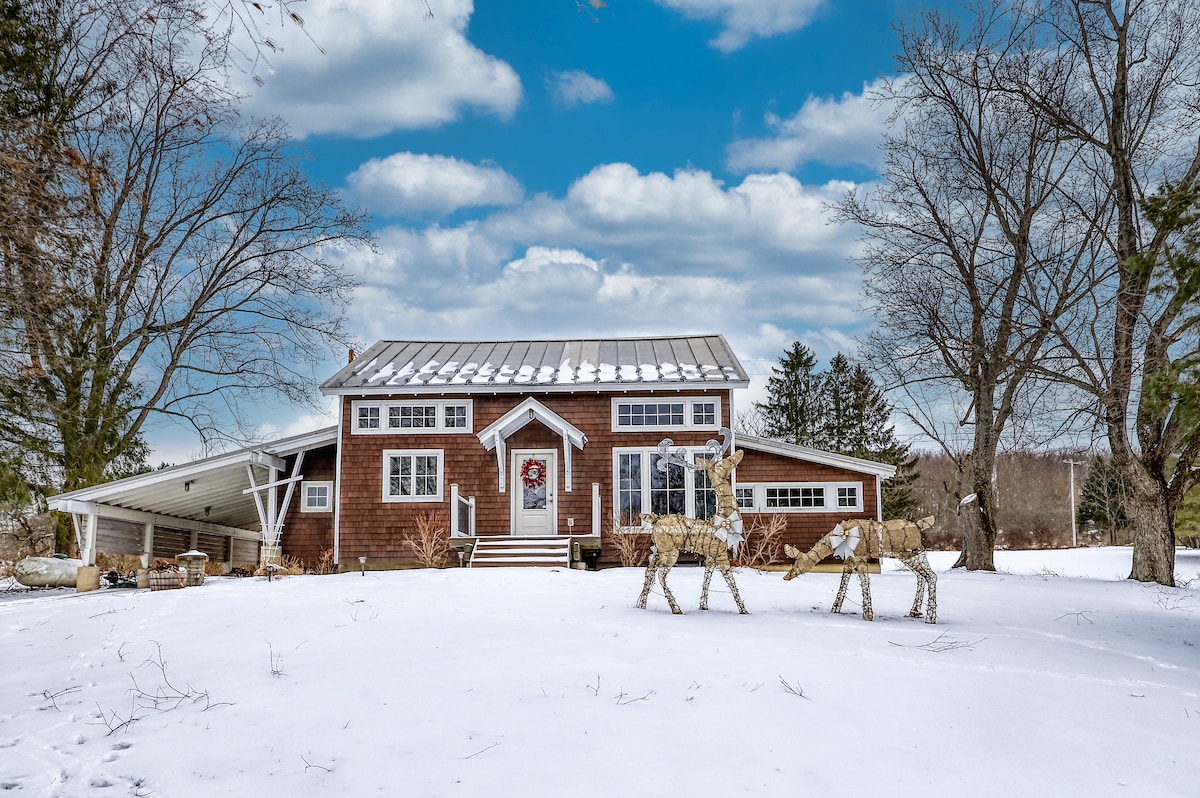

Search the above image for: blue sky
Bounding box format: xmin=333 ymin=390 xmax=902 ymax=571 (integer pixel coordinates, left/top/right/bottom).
xmin=155 ymin=0 xmax=926 ymax=458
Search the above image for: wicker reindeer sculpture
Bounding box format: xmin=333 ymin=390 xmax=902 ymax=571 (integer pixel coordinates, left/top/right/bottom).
xmin=783 ymin=516 xmax=938 ymax=623
xmin=635 ymin=428 xmax=749 ymax=615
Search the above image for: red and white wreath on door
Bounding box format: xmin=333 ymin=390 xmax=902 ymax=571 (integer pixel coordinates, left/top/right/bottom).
xmin=520 ymin=458 xmax=547 ymax=489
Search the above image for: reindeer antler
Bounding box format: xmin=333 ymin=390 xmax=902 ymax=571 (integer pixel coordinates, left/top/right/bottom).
xmin=656 ymin=438 xmax=692 ymax=472
xmin=656 ymin=428 xmax=734 ymax=472
xmin=703 ymin=427 xmax=733 ymax=460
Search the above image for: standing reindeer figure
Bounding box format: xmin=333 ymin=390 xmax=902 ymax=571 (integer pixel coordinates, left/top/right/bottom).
xmin=783 ymin=516 xmax=938 ymax=623
xmin=635 ymin=428 xmax=749 ymax=614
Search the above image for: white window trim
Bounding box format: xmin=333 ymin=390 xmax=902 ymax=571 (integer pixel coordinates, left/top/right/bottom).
xmin=611 ymin=446 xmax=720 ymax=532
xmin=382 ymin=449 xmax=445 ymax=503
xmin=610 ymin=396 xmax=722 ymax=432
xmin=352 ymin=400 xmax=473 ymax=435
xmin=300 ymin=480 xmax=334 ymax=513
xmin=736 ymin=481 xmax=864 ymax=513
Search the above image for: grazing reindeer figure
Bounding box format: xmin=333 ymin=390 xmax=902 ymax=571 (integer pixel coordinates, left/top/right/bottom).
xmin=783 ymin=516 xmax=938 ymax=623
xmin=635 ymin=428 xmax=749 ymax=615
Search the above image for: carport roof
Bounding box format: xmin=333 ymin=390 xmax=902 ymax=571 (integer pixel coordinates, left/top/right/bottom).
xmin=48 ymin=427 xmax=337 ymax=532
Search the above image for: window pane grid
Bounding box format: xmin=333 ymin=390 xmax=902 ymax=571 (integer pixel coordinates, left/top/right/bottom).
xmin=386 ymin=452 xmax=441 ymax=499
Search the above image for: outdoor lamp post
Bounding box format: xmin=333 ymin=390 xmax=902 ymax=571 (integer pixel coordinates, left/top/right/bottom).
xmin=359 ymin=556 xmax=367 ymax=575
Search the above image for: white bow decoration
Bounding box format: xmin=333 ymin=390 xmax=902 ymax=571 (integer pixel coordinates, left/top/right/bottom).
xmin=712 ymin=513 xmax=745 ymax=551
xmin=829 ymin=523 xmax=861 ymax=560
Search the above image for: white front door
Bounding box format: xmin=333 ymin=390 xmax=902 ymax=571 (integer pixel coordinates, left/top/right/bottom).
xmin=511 ymin=450 xmax=557 ymax=536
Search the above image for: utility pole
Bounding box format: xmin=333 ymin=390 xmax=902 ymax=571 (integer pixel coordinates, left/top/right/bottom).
xmin=1063 ymin=459 xmax=1086 ymax=547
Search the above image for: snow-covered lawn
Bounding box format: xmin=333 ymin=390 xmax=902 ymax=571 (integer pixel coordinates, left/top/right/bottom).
xmin=1 ymin=548 xmax=1197 ymax=797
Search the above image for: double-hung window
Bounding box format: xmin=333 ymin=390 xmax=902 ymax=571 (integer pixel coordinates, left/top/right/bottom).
xmin=383 ymin=450 xmax=444 ymax=502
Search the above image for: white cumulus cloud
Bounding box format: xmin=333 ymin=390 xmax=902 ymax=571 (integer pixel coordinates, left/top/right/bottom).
xmin=235 ymin=0 xmax=521 ymax=138
xmin=345 ymin=153 xmax=523 ymax=216
xmin=727 ymin=79 xmax=892 ymax=172
xmin=549 ymin=70 xmax=615 ymax=107
xmin=653 ymin=0 xmax=826 ymax=52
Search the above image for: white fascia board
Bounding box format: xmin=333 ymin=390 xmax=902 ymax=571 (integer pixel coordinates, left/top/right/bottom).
xmin=47 ymin=426 xmax=338 ymax=507
xmin=737 ymin=435 xmax=898 ymax=479
xmin=52 ymin=499 xmax=259 ymax=540
xmin=264 ymin=426 xmax=338 ymax=457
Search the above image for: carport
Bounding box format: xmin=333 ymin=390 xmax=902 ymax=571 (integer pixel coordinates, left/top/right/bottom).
xmin=48 ymin=428 xmax=337 ymax=568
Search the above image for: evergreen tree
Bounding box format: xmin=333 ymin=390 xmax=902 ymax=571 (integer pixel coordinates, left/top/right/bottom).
xmin=757 ymin=344 xmax=920 ymax=519
xmin=754 ymin=342 xmax=825 ymax=446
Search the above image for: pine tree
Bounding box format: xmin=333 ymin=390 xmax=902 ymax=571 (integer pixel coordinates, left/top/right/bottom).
xmin=757 ymin=344 xmax=920 ymax=519
xmin=754 ymin=342 xmax=825 ymax=446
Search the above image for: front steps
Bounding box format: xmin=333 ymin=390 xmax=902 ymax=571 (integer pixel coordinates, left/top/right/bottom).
xmin=469 ymin=536 xmax=572 ymax=568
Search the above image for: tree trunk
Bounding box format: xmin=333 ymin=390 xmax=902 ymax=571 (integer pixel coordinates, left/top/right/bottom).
xmin=1123 ymin=466 xmax=1176 ymax=585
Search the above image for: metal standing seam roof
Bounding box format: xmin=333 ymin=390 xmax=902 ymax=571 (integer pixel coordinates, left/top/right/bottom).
xmin=321 ymin=335 xmax=751 ymax=394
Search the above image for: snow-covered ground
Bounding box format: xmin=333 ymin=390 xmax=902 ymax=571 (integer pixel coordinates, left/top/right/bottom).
xmin=1 ymin=547 xmax=1197 ymax=797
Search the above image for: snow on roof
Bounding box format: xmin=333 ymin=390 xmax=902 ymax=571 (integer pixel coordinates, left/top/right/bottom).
xmin=321 ymin=335 xmax=750 ymax=394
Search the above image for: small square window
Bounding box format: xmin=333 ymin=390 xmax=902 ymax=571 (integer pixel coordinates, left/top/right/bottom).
xmin=357 ymin=406 xmax=380 ymax=429
xmin=444 ymin=405 xmax=467 ymax=428
xmin=837 ymin=486 xmax=858 ymax=508
xmin=300 ymin=481 xmax=333 ymax=512
xmin=692 ymin=402 xmax=717 ymax=426
xmin=735 ymin=486 xmax=755 ymax=510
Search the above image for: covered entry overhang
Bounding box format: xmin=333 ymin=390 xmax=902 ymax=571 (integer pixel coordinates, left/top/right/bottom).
xmin=48 ymin=427 xmax=337 ymax=566
xmin=477 ymin=397 xmax=587 ymax=492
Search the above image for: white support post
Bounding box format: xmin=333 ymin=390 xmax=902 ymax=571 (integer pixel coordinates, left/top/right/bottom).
xmin=83 ymin=509 xmax=99 ymax=566
xmin=495 ymin=433 xmax=507 ymax=493
xmin=70 ymin=513 xmax=83 ymax=558
xmin=450 ymin=484 xmax=460 ymax=535
xmin=469 ymin=497 xmax=476 ymax=536
xmin=592 ymin=483 xmax=601 ymax=536
xmin=562 ymin=434 xmax=573 ymax=492
xmin=142 ymin=521 xmax=154 ymax=568
xmin=267 ymin=465 xmax=278 ymax=544
xmin=271 ymin=451 xmax=305 ymax=547
xmin=246 ymin=464 xmax=269 ymax=534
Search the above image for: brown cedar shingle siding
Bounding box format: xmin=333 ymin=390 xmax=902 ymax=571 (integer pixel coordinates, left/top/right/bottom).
xmin=334 ymin=390 xmax=733 ymax=567
xmin=735 ymin=446 xmax=881 ymax=553
xmin=282 ymin=389 xmax=887 ymax=569
xmin=277 ymin=445 xmax=337 ymax=566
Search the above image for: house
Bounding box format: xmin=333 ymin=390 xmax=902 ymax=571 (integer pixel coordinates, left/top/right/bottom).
xmin=49 ymin=336 xmax=897 ymax=571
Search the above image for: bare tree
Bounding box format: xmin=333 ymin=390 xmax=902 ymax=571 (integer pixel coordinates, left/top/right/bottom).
xmin=1006 ymin=0 xmax=1200 ymax=585
xmin=0 ymin=2 xmax=370 ymax=547
xmin=836 ymin=2 xmax=1096 ymax=570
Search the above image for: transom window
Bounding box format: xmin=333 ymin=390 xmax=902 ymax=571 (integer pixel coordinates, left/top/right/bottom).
xmin=620 ymin=401 xmax=684 ymax=427
xmin=390 ymin=405 xmax=437 ymax=428
xmin=300 ymin=481 xmax=333 ymax=513
xmin=766 ymin=486 xmax=824 ymax=509
xmin=611 ymin=396 xmax=722 ymax=432
xmin=352 ymin=400 xmax=472 ymax=434
xmin=737 ymin=482 xmax=864 ymax=513
xmin=383 ymin=450 xmax=444 ymax=502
